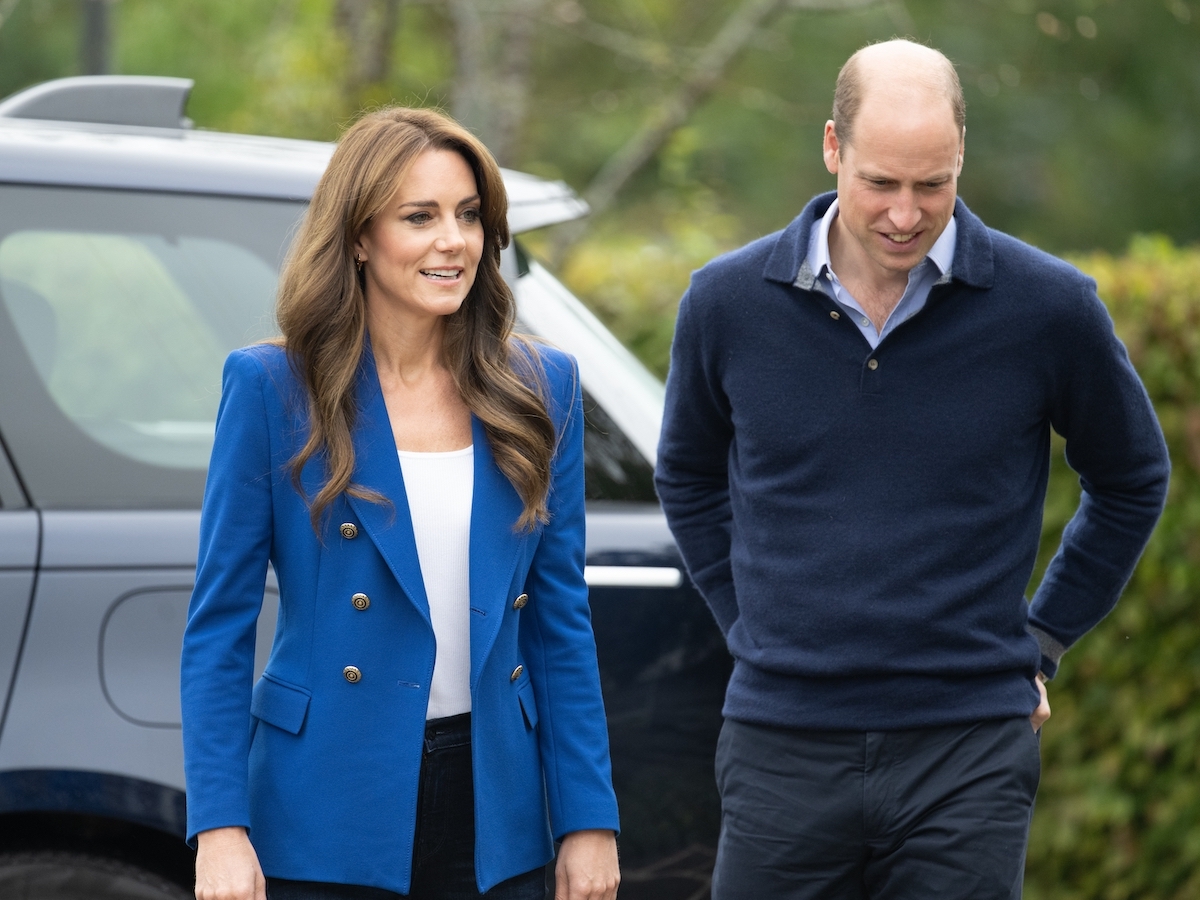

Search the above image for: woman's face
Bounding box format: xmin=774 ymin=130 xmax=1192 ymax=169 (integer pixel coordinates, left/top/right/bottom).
xmin=355 ymin=148 xmax=485 ymax=325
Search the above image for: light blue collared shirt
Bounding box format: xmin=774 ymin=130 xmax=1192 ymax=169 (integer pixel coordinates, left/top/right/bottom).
xmin=798 ymin=198 xmax=957 ymax=349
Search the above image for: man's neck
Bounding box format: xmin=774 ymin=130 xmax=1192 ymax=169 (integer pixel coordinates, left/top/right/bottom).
xmin=826 ymin=219 xmax=912 ymax=330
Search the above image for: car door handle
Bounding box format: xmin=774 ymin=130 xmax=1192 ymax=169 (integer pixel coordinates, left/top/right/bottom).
xmin=584 ymin=566 xmax=682 ymax=588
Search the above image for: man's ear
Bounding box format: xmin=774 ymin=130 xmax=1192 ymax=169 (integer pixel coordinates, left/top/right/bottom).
xmin=823 ymin=121 xmax=840 ymax=175
xmin=956 ymin=126 xmax=966 ymax=175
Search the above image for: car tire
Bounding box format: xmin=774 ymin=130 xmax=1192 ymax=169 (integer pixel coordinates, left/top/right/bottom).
xmin=0 ymin=851 xmax=191 ymax=900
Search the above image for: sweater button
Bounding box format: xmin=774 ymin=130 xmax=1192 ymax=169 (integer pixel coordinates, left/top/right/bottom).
xmin=351 ymin=593 xmax=370 ymax=610
xmin=340 ymin=522 xmax=359 ymax=539
xmin=343 ymin=665 xmax=362 ymax=683
xmin=867 ymin=358 xmax=879 ymax=370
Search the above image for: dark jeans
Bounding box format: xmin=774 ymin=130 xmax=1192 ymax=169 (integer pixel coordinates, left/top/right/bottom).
xmin=267 ymin=714 xmax=546 ymax=900
xmin=711 ymin=716 xmax=1041 ymax=900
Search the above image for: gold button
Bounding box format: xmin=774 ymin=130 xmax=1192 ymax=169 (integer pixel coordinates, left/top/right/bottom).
xmin=513 ymin=593 xmax=528 ymax=610
xmin=340 ymin=523 xmax=359 ymax=539
xmin=343 ymin=665 xmax=362 ymax=683
xmin=829 ymin=310 xmax=840 ymax=320
xmin=510 ymin=665 xmax=524 ymax=682
xmin=867 ymin=359 xmax=879 ymax=371
xmin=351 ymin=593 xmax=370 ymax=611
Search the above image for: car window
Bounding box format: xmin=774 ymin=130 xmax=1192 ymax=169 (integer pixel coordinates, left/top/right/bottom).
xmin=1 ymin=231 xmax=277 ymax=468
xmin=0 ymin=184 xmax=303 ymax=508
xmin=0 ymin=184 xmax=661 ymax=509
xmin=582 ymin=391 xmax=657 ymax=503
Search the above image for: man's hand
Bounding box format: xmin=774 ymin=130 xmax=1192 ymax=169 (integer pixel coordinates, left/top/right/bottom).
xmin=554 ymin=829 xmax=619 ymax=900
xmin=1030 ymin=672 xmax=1051 ymax=733
xmin=194 ymin=826 xmax=266 ymax=900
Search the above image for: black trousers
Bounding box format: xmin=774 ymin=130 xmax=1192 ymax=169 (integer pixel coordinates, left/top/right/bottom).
xmin=267 ymin=714 xmax=546 ymax=900
xmin=711 ymin=716 xmax=1041 ymax=900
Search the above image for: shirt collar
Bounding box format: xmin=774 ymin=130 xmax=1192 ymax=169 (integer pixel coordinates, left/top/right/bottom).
xmin=804 ymin=197 xmax=958 ymax=284
xmin=810 ymin=196 xmax=839 ymax=279
xmin=926 ymin=214 xmax=957 ymax=277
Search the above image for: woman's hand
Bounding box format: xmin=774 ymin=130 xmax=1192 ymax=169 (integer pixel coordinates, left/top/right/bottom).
xmin=194 ymin=826 xmax=266 ymax=900
xmin=555 ymin=829 xmax=619 ymax=900
xmin=1030 ymin=672 xmax=1051 ymax=733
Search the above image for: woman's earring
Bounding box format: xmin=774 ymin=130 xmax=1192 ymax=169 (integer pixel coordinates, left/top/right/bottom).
xmin=355 ymin=255 xmax=364 ymax=272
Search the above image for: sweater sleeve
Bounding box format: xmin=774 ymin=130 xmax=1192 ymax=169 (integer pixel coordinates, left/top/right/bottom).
xmin=654 ymin=278 xmax=740 ymax=635
xmin=1027 ymin=279 xmax=1170 ymax=678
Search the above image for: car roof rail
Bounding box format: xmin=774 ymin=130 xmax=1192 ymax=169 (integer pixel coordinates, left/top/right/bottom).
xmin=0 ymin=75 xmax=194 ymax=129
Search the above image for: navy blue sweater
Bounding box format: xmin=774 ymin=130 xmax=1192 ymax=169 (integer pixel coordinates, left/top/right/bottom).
xmin=655 ymin=193 xmax=1169 ymax=731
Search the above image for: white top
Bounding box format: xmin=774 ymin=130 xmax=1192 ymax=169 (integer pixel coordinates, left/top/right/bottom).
xmin=397 ymin=444 xmax=474 ymax=720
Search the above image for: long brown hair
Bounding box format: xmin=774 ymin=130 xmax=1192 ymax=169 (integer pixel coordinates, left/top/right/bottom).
xmin=276 ymin=107 xmax=555 ymax=533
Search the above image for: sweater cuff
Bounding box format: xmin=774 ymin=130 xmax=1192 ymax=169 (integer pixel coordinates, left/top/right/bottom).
xmin=1027 ymin=624 xmax=1066 ymax=680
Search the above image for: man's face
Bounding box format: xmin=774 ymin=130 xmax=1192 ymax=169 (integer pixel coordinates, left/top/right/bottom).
xmin=823 ymin=90 xmax=964 ymax=284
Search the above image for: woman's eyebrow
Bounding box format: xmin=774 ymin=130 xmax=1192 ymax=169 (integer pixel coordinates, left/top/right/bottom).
xmin=398 ymin=194 xmax=480 ymax=209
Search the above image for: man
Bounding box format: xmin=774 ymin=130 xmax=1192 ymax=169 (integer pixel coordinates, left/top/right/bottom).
xmin=654 ymin=39 xmax=1169 ymax=900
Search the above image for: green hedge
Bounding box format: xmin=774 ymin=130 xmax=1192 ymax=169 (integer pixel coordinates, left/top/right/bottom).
xmin=1025 ymin=237 xmax=1200 ymax=900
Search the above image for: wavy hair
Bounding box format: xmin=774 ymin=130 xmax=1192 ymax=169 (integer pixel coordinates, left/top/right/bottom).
xmin=275 ymin=106 xmax=555 ymax=533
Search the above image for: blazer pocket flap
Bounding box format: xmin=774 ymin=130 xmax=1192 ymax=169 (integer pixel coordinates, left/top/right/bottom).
xmin=517 ymin=680 xmax=538 ymax=730
xmin=251 ymin=673 xmax=311 ymax=735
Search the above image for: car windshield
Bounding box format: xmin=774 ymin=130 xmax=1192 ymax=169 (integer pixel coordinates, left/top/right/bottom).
xmin=514 ymin=254 xmax=663 ymax=467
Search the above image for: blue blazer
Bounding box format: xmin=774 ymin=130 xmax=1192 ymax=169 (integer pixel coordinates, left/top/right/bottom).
xmin=181 ymin=342 xmax=619 ymax=894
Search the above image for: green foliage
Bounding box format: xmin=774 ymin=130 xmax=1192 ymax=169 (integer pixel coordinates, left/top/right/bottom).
xmin=116 ymin=0 xmax=353 ymax=140
xmin=0 ymin=0 xmax=78 ymax=96
xmin=1023 ymin=237 xmax=1200 ymax=900
xmin=528 ymin=169 xmax=742 ymax=378
xmin=4 ymin=1 xmax=1197 ymax=253
xmin=530 ymin=0 xmax=1200 ymax=254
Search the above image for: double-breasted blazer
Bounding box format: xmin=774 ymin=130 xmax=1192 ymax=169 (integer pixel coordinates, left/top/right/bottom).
xmin=181 ymin=341 xmax=619 ymax=894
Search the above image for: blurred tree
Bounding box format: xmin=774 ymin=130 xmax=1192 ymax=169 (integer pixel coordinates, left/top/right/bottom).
xmin=447 ymin=0 xmax=546 ymax=164
xmin=573 ymin=0 xmax=791 ymax=222
xmin=0 ymin=1 xmax=76 ymax=95
xmin=541 ymin=0 xmax=895 ymax=262
xmin=0 ymin=0 xmax=21 ymax=32
xmin=4 ymin=0 xmax=1193 ymax=256
xmin=524 ymin=0 xmax=1193 ymax=272
xmin=80 ymin=0 xmax=116 ymax=74
xmin=335 ymin=0 xmax=401 ymax=96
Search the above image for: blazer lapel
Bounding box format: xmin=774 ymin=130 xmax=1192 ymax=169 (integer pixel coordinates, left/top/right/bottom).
xmin=344 ymin=350 xmax=430 ymax=623
xmin=468 ymin=415 xmax=527 ymax=686
xmin=340 ymin=349 xmax=528 ymax=672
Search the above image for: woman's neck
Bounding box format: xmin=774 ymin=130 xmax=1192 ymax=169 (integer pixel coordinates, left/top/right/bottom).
xmin=366 ymin=304 xmax=472 ymax=452
xmin=367 ymin=306 xmax=448 ymax=387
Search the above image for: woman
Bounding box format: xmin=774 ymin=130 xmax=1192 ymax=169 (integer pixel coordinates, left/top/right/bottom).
xmin=181 ymin=107 xmax=620 ymax=900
